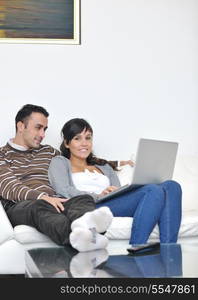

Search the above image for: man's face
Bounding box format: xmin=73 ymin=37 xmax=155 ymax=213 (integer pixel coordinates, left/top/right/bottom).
xmin=18 ymin=112 xmax=48 ymax=149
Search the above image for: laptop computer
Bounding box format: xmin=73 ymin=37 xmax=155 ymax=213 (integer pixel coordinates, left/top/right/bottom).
xmin=98 ymin=138 xmax=178 ymax=202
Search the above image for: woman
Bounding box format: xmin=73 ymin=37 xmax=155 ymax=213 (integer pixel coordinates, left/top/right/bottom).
xmin=48 ymin=118 xmax=182 ymax=246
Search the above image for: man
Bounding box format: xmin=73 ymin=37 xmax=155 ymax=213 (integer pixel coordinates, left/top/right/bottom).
xmin=0 ymin=104 xmax=114 ymax=252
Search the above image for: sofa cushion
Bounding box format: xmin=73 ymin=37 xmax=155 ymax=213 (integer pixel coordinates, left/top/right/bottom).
xmin=105 ymin=210 xmax=198 ymax=240
xmin=173 ymin=155 xmax=198 ymax=211
xmin=0 ymin=239 xmax=25 ymax=274
xmin=13 ymin=209 xmax=198 ymax=245
xmin=117 ymin=164 xmax=133 ymax=185
xmin=14 ymin=225 xmax=54 ymax=244
xmin=0 ymin=202 xmax=14 ymax=244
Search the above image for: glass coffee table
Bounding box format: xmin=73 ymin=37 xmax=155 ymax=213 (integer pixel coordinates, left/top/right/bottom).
xmin=25 ymin=241 xmax=198 ymax=278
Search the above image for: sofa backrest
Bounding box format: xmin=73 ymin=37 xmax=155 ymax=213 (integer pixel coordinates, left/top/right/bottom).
xmin=117 ymin=155 xmax=198 ymax=212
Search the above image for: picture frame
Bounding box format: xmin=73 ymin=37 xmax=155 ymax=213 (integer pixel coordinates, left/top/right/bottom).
xmin=0 ymin=0 xmax=80 ymax=44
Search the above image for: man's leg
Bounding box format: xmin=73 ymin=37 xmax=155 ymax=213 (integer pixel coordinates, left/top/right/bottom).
xmin=6 ymin=195 xmax=96 ymax=246
xmin=70 ymin=207 xmax=113 ymax=233
xmin=64 ymin=196 xmax=112 ymax=251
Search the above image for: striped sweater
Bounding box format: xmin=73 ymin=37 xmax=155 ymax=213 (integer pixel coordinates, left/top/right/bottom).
xmin=0 ymin=143 xmax=60 ymax=202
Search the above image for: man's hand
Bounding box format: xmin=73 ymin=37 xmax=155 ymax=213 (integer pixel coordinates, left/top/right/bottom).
xmin=40 ymin=195 xmax=69 ymax=213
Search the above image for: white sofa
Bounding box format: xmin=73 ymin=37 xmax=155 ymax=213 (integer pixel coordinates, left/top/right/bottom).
xmin=0 ymin=154 xmax=198 ymax=275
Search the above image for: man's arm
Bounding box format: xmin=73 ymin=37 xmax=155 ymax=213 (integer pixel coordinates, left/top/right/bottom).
xmin=0 ymin=152 xmax=47 ymax=202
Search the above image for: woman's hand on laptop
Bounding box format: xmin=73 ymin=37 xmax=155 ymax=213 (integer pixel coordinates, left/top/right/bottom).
xmin=100 ymin=186 xmax=118 ymax=196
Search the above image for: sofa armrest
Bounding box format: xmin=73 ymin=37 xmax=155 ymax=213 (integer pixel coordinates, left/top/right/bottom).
xmin=0 ymin=201 xmax=14 ymax=244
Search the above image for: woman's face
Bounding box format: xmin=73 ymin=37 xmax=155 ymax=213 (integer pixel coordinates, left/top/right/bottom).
xmin=65 ymin=128 xmax=93 ymax=160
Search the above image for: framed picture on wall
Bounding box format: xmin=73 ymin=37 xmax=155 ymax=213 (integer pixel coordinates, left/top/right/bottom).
xmin=0 ymin=0 xmax=80 ymax=44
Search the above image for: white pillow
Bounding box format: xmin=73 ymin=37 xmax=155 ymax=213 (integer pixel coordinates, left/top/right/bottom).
xmin=0 ymin=202 xmax=14 ymax=244
xmin=105 ymin=212 xmax=198 ymax=240
xmin=14 ymin=225 xmax=53 ymax=244
xmin=116 ymin=164 xmax=134 ymax=186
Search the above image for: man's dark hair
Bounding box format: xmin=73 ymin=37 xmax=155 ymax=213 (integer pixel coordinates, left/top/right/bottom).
xmin=15 ymin=104 xmax=49 ymax=131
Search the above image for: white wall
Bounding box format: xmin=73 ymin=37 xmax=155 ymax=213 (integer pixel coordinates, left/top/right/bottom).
xmin=0 ymin=0 xmax=197 ymax=161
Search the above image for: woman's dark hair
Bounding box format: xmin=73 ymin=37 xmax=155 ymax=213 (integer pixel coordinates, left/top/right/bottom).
xmin=60 ymin=118 xmax=117 ymax=170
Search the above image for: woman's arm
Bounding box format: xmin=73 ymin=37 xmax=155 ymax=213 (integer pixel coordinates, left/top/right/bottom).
xmin=48 ymin=156 xmax=99 ymax=201
xmin=98 ymin=164 xmax=121 ymax=187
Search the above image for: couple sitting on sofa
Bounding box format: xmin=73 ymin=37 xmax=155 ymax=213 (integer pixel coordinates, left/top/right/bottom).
xmin=0 ymin=104 xmax=182 ymax=252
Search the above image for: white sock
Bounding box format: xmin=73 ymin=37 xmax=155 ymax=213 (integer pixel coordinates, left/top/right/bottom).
xmin=70 ymin=249 xmax=109 ymax=277
xmin=69 ymin=227 xmax=108 ymax=252
xmin=71 ymin=206 xmax=113 ymax=233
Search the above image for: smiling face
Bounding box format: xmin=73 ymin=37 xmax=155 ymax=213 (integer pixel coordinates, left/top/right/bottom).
xmin=15 ymin=112 xmax=48 ymax=149
xmin=65 ymin=128 xmax=93 ymax=161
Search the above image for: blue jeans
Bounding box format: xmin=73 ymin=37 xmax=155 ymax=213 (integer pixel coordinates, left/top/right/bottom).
xmin=96 ymin=180 xmax=182 ymax=245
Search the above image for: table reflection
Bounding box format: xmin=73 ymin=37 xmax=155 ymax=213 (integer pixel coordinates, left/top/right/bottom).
xmin=26 ymin=243 xmax=182 ymax=278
